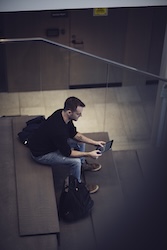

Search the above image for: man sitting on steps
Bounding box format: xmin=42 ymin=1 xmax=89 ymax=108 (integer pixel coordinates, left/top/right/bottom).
xmin=28 ymin=96 xmax=106 ymax=194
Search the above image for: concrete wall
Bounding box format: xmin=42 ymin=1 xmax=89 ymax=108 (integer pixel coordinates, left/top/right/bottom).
xmin=152 ymin=22 xmax=167 ymax=148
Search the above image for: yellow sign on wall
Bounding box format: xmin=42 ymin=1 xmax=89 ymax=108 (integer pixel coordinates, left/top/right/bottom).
xmin=93 ymin=8 xmax=108 ymax=16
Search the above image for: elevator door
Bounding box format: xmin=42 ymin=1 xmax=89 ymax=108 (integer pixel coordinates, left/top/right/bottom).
xmin=69 ymin=9 xmax=128 ymax=88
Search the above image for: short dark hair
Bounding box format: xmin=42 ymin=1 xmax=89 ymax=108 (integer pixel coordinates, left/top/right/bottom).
xmin=64 ymin=96 xmax=85 ymax=112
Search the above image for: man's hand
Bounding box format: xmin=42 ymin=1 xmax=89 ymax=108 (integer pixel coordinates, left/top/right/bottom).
xmin=89 ymin=150 xmax=102 ymax=159
xmin=95 ymin=141 xmax=106 ymax=147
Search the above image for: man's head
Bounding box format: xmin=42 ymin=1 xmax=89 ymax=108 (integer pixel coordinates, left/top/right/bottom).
xmin=63 ymin=96 xmax=85 ymax=121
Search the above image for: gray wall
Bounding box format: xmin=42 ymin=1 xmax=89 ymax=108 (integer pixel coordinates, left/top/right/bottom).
xmin=0 ymin=7 xmax=167 ymax=92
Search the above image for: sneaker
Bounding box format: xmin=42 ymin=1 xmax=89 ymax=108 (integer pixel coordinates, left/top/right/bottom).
xmin=82 ymin=161 xmax=102 ymax=172
xmin=86 ymin=184 xmax=99 ymax=194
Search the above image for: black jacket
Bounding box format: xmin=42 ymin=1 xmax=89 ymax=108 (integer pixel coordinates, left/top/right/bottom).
xmin=28 ymin=109 xmax=77 ymax=157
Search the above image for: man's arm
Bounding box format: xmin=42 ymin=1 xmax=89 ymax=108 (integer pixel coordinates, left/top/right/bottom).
xmin=74 ymin=132 xmax=105 ymax=147
xmin=70 ymin=132 xmax=106 ymax=159
xmin=70 ymin=149 xmax=95 ymax=158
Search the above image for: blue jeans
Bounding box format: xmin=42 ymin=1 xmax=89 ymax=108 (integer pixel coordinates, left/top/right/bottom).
xmin=31 ymin=138 xmax=85 ymax=182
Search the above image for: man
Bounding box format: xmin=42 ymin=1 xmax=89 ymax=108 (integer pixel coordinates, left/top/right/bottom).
xmin=28 ymin=96 xmax=106 ymax=193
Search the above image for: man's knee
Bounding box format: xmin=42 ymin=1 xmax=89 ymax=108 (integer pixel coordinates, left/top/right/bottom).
xmin=71 ymin=158 xmax=81 ymax=167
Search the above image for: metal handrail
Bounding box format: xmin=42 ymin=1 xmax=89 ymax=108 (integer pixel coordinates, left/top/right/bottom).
xmin=0 ymin=37 xmax=167 ymax=82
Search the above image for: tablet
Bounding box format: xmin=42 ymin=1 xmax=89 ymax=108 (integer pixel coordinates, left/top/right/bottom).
xmin=96 ymin=140 xmax=113 ymax=153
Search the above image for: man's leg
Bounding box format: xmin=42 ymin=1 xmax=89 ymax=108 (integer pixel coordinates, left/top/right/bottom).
xmin=67 ymin=138 xmax=100 ymax=194
xmin=31 ymin=151 xmax=82 ymax=182
xmin=67 ymin=138 xmax=85 ymax=164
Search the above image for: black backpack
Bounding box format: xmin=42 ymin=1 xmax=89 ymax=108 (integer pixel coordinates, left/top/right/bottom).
xmin=59 ymin=175 xmax=94 ymax=222
xmin=18 ymin=116 xmax=45 ymax=146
